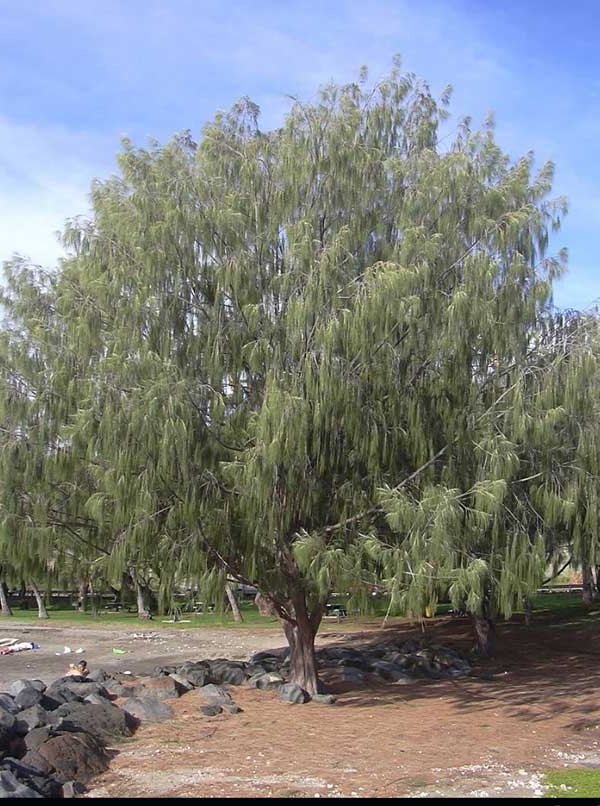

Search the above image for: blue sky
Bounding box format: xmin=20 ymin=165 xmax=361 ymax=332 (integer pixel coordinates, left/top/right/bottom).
xmin=1 ymin=0 xmax=598 ymax=309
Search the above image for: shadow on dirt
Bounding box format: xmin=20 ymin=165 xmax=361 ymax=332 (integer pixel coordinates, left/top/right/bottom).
xmin=324 ymin=610 xmax=600 ymax=730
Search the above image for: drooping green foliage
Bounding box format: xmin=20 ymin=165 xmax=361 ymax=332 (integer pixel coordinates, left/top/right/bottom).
xmin=0 ymin=60 xmax=592 ymax=682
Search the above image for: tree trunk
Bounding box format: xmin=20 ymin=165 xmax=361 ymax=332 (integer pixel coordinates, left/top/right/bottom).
xmin=225 ymin=582 xmax=243 ymax=623
xmin=0 ymin=582 xmax=12 ymax=617
xmin=524 ymin=597 xmax=533 ymax=626
xmin=282 ymin=615 xmax=319 ymax=696
xmin=135 ymin=580 xmax=152 ymax=619
xmin=582 ymin=564 xmax=594 ymax=607
xmin=595 ymin=566 xmax=600 ymax=599
xmin=30 ymin=582 xmax=49 ymax=619
xmin=472 ymin=614 xmax=496 ymax=657
xmin=280 ymin=586 xmax=325 ymax=697
xmin=88 ymin=577 xmax=99 ymax=616
xmin=255 ymin=592 xmax=277 ymax=616
xmin=77 ymin=580 xmax=89 ymax=612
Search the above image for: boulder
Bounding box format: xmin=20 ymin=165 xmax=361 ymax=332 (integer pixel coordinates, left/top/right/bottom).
xmin=49 ymin=701 xmax=133 ymax=743
xmin=7 ymin=680 xmax=45 ymax=698
xmin=37 ymin=731 xmax=109 ymax=784
xmin=56 ymin=680 xmax=111 ymax=701
xmin=176 ymin=665 xmax=208 ymax=688
xmin=105 ymin=672 xmax=136 ymax=683
xmin=277 ymin=683 xmax=309 ymax=704
xmin=120 ymin=697 xmax=174 ymax=723
xmin=198 ymin=684 xmax=232 ymax=705
xmin=0 ymin=710 xmax=16 ymax=748
xmin=18 ymin=750 xmax=52 ymax=776
xmin=168 ymin=673 xmax=193 ymax=693
xmin=102 ymin=681 xmax=132 ymax=698
xmin=83 ymin=693 xmax=110 ymax=706
xmin=382 ymin=651 xmax=411 ymax=668
xmin=0 ymin=695 xmax=18 ymax=715
xmin=318 ymin=647 xmax=364 ymax=667
xmin=132 ymin=676 xmax=180 ymax=701
xmin=244 ymin=663 xmax=269 ymax=677
xmin=151 ymin=665 xmax=179 ymax=677
xmin=199 ymin=704 xmax=222 ymax=716
xmin=0 ymin=768 xmax=42 ymax=798
xmin=42 ymin=680 xmax=83 ymax=710
xmin=14 ymin=705 xmax=49 ymax=734
xmin=205 ymin=659 xmax=246 ymax=686
xmin=369 ymin=660 xmax=414 ymax=683
xmin=14 ymin=687 xmax=44 ymax=710
xmin=24 ymin=726 xmax=52 ymax=753
xmin=310 ymin=693 xmax=336 ymax=704
xmin=0 ymin=758 xmax=61 ymax=798
xmin=247 ymin=672 xmax=284 ymax=690
xmin=177 ymin=660 xmax=209 ymax=674
xmin=339 ymin=667 xmax=366 ymax=684
xmin=250 ymin=647 xmax=289 ymax=664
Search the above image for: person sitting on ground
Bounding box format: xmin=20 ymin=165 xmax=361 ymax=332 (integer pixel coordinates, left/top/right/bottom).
xmin=65 ymin=659 xmax=88 ymax=677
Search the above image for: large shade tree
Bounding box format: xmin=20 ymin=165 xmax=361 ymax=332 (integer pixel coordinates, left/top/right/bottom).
xmin=0 ymin=62 xmax=569 ymax=692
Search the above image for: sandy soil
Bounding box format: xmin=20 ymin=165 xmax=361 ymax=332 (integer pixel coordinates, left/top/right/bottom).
xmin=2 ymin=615 xmax=600 ymax=798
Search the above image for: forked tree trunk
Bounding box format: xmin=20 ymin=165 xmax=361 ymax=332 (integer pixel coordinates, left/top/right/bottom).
xmin=582 ymin=565 xmax=594 ymax=607
xmin=472 ymin=614 xmax=496 ymax=657
xmin=30 ymin=581 xmax=49 ymax=619
xmin=0 ymin=582 xmax=12 ymax=616
xmin=225 ymin=582 xmax=243 ymax=623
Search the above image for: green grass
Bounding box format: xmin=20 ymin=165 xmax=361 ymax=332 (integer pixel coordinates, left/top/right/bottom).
xmin=544 ymin=769 xmax=600 ymax=798
xmin=521 ymin=592 xmax=600 ymax=630
xmin=1 ymin=601 xmax=281 ymax=630
xmin=0 ymin=597 xmax=395 ymax=632
xmin=5 ymin=588 xmax=594 ymax=632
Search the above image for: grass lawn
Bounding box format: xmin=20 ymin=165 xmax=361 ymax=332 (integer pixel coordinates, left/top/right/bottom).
xmin=0 ymin=601 xmax=282 ymax=630
xmin=544 ymin=769 xmax=600 ymax=798
xmin=5 ymin=586 xmax=598 ymax=632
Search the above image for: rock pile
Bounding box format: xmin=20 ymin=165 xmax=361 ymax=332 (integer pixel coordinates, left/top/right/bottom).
xmin=0 ymin=637 xmax=470 ymax=797
xmin=0 ymin=674 xmax=132 ymax=798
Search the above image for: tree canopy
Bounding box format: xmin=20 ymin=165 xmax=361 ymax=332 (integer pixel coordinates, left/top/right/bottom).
xmin=1 ymin=61 xmax=593 ymax=693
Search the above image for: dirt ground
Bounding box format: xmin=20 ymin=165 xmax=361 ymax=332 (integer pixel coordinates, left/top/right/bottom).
xmin=0 ymin=620 xmax=291 ymax=690
xmin=2 ymin=615 xmax=600 ymax=798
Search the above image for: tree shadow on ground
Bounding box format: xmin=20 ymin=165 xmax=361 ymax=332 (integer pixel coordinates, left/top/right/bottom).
xmin=325 ymin=610 xmax=600 ymax=730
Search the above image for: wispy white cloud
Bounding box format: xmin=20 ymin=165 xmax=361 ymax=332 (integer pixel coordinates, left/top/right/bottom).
xmin=0 ymin=118 xmax=112 ymax=267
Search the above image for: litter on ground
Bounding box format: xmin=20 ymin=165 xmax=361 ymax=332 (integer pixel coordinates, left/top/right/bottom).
xmin=0 ymin=641 xmax=39 ymax=655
